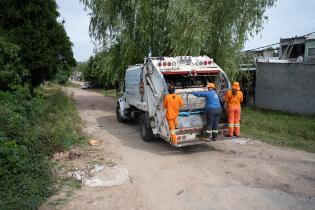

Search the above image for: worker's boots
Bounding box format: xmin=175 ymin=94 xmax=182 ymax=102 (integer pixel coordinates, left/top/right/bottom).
xmin=212 ymin=132 xmax=218 ymax=141
xmin=171 ymin=135 xmax=177 ymax=145
xmin=205 ymin=130 xmax=212 ymax=140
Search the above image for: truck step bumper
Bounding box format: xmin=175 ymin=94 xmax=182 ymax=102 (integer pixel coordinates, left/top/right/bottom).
xmin=173 ymin=136 xmax=240 ymax=147
xmin=174 ymin=139 xmax=209 ymax=147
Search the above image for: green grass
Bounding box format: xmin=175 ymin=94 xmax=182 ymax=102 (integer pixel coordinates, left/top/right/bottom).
xmin=242 ymin=107 xmax=315 ymax=152
xmin=46 ymin=178 xmax=81 ymax=208
xmin=89 ymin=88 xmax=117 ymax=98
xmin=101 ymin=89 xmax=116 ymax=98
xmin=0 ymin=85 xmax=85 ymax=209
xmin=62 ymin=81 xmax=80 ymax=88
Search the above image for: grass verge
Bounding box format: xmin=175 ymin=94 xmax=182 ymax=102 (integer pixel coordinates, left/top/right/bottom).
xmin=242 ymin=107 xmax=315 ymax=153
xmin=62 ymin=81 xmax=81 ymax=88
xmin=84 ymin=88 xmax=117 ymax=98
xmin=101 ymin=89 xmax=116 ymax=98
xmin=0 ymin=84 xmax=85 ymax=209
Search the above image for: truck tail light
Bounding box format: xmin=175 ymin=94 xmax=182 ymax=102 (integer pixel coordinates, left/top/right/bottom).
xmin=163 ymin=62 xmax=167 ymax=66
xmin=158 ymin=62 xmax=161 ymax=67
xmin=203 ymin=61 xmax=207 ymax=65
xmin=208 ymin=60 xmax=212 ymax=65
xmin=167 ymin=62 xmax=171 ymax=66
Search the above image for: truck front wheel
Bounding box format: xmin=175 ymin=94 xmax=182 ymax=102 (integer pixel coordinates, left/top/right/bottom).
xmin=116 ymin=104 xmax=126 ymax=122
xmin=140 ymin=113 xmax=155 ymax=142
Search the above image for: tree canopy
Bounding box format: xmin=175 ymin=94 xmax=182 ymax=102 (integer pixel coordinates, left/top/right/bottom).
xmin=81 ymin=0 xmax=275 ymax=85
xmin=0 ymin=0 xmax=76 ymax=90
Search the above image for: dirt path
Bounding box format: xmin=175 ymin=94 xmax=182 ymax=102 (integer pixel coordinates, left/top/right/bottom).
xmin=50 ymin=87 xmax=315 ymax=210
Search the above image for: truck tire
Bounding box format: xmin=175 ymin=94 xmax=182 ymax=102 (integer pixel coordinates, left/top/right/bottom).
xmin=140 ymin=113 xmax=155 ymax=142
xmin=116 ymin=104 xmax=126 ymax=122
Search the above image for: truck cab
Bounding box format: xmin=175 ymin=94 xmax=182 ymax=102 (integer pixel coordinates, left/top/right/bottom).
xmin=116 ymin=56 xmax=231 ymax=147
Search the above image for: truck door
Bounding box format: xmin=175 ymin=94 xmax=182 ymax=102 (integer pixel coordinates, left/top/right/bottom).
xmin=144 ymin=61 xmax=168 ymax=135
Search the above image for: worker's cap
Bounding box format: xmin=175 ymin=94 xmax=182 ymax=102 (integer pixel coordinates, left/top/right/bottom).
xmin=207 ymin=83 xmax=216 ymax=89
xmin=232 ymin=82 xmax=240 ymax=90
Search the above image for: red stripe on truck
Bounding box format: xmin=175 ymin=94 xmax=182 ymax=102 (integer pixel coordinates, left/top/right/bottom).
xmin=161 ymin=70 xmax=220 ymax=75
xmin=161 ymin=71 xmax=190 ymax=75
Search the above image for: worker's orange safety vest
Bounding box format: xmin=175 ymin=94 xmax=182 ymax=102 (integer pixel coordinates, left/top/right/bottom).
xmin=225 ymin=90 xmax=243 ymax=108
xmin=163 ymin=94 xmax=184 ymax=120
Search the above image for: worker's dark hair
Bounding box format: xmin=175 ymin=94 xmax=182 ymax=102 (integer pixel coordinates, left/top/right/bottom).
xmin=232 ymin=88 xmax=237 ymax=96
xmin=168 ymin=86 xmax=175 ymax=94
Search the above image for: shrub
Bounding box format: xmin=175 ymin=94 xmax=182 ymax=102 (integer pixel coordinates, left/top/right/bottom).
xmin=0 ymin=85 xmax=83 ymax=209
xmin=0 ymin=142 xmax=54 ymax=209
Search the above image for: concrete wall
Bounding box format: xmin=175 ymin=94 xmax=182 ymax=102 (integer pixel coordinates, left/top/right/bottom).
xmin=255 ymin=62 xmax=315 ymax=114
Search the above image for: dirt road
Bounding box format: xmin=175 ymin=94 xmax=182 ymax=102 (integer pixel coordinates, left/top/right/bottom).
xmin=53 ymin=87 xmax=315 ymax=210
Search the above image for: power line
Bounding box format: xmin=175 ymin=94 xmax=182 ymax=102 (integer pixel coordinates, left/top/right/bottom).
xmin=242 ymin=31 xmax=315 ymax=53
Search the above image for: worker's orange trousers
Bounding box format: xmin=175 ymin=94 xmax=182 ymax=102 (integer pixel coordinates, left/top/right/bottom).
xmin=227 ymin=106 xmax=241 ymax=136
xmin=167 ymin=118 xmax=178 ymax=144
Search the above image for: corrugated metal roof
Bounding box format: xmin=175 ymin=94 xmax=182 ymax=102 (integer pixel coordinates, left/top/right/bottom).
xmin=306 ymin=34 xmax=315 ymax=41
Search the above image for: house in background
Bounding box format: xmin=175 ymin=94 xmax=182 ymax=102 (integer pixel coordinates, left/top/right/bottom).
xmin=279 ymin=36 xmax=305 ymax=60
xmin=304 ymin=35 xmax=315 ymax=63
xmin=254 ymin=34 xmax=315 ymax=114
xmin=70 ymin=70 xmax=83 ymax=81
xmin=279 ymin=34 xmax=315 ymax=63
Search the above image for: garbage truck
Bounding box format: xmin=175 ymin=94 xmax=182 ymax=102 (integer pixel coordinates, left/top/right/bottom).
xmin=116 ymin=56 xmax=231 ymax=147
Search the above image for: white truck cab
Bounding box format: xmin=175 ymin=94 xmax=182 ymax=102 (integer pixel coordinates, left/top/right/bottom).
xmin=116 ymin=56 xmax=231 ymax=147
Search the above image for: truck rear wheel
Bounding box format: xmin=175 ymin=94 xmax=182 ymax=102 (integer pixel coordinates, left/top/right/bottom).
xmin=116 ymin=104 xmax=126 ymax=122
xmin=140 ymin=113 xmax=155 ymax=142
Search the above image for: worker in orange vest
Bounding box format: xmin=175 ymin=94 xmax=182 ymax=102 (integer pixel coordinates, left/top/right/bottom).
xmin=225 ymin=82 xmax=243 ymax=137
xmin=163 ymin=86 xmax=184 ymax=145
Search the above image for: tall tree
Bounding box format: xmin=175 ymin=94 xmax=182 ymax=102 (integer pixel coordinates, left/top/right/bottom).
xmin=0 ymin=34 xmax=28 ymax=91
xmin=81 ymin=0 xmax=275 ymax=84
xmin=0 ymin=0 xmax=76 ymax=89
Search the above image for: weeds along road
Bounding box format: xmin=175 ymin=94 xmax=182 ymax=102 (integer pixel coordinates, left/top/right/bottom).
xmin=62 ymin=87 xmax=315 ymax=210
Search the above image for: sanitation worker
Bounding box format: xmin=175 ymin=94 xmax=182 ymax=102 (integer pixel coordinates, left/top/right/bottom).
xmin=225 ymin=82 xmax=243 ymax=137
xmin=192 ymin=83 xmax=222 ymax=140
xmin=163 ymin=86 xmax=184 ymax=145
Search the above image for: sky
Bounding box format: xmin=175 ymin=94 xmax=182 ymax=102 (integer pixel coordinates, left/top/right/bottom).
xmin=244 ymin=0 xmax=315 ymax=51
xmin=56 ymin=0 xmax=315 ymax=62
xmin=56 ymin=0 xmax=93 ymax=62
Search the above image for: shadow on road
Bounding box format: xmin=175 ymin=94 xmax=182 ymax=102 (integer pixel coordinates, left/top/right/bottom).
xmin=72 ymin=87 xmax=223 ymax=156
xmin=96 ymin=115 xmax=222 ymax=157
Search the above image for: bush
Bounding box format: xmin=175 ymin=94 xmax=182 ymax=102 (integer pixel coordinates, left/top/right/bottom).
xmin=0 ymin=85 xmax=83 ymax=209
xmin=0 ymin=35 xmax=29 ymax=91
xmin=0 ymin=142 xmax=54 ymax=209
